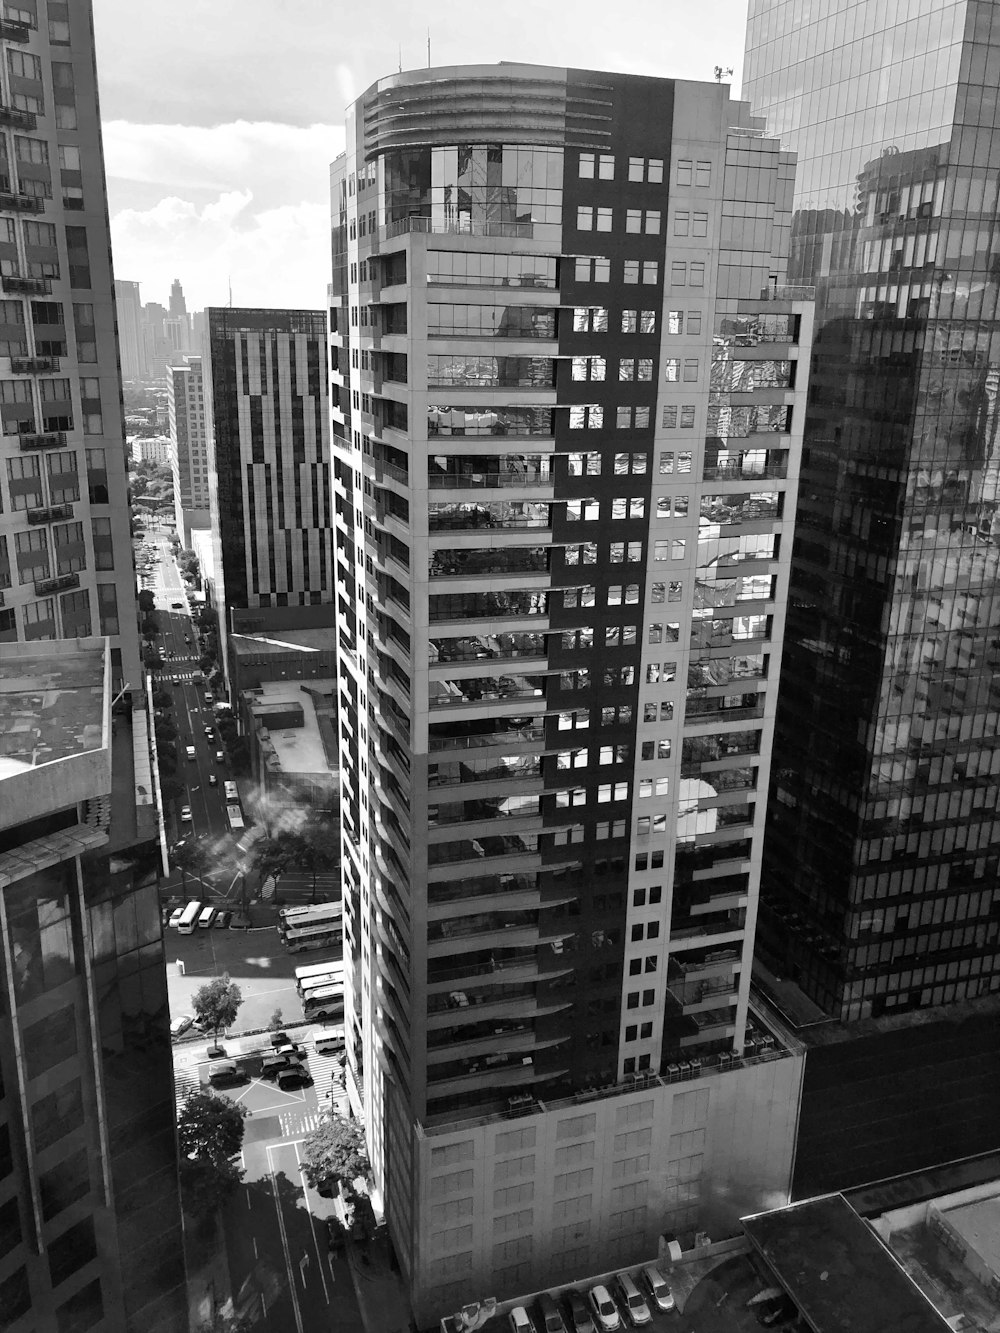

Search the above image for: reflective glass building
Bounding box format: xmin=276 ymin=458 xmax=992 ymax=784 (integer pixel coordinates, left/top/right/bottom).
xmin=744 ymin=1 xmax=1000 ymax=1018
xmin=331 ymin=64 xmax=811 ymax=1320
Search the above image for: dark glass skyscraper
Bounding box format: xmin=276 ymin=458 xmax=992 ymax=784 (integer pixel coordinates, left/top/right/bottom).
xmin=744 ymin=1 xmax=1000 ymax=1019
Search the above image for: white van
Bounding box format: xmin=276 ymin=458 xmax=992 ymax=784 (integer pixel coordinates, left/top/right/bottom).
xmin=185 ymin=744 xmax=196 ymax=761
xmin=612 ymin=1273 xmax=651 ymax=1326
xmin=177 ymin=900 xmax=202 ymax=934
xmin=197 ymin=905 xmax=216 ymax=929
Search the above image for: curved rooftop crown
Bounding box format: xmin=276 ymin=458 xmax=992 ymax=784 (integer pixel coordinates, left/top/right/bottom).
xmin=360 ymin=62 xmax=619 ymax=157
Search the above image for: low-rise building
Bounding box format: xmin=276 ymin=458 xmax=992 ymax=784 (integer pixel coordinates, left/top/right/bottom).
xmin=243 ymin=677 xmax=340 ymax=814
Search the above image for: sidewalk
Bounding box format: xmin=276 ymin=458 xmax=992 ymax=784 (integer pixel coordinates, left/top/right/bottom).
xmin=346 ymin=1231 xmax=412 ymax=1333
xmin=183 ymin=1211 xmax=235 ymax=1331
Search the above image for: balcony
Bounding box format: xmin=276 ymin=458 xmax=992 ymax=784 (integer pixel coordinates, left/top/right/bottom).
xmin=26 ymin=502 xmax=73 ymax=525
xmin=0 ymin=105 xmax=36 ymax=130
xmin=19 ymin=430 xmax=66 ymax=451
xmin=0 ymin=191 xmax=44 ymax=214
xmin=2 ymin=273 xmax=51 ymax=293
xmin=383 ymin=215 xmax=536 ymax=242
xmin=11 ymin=355 xmax=60 ymax=374
xmin=0 ymin=19 xmax=31 ymax=41
xmin=34 ymin=571 xmax=79 ymax=595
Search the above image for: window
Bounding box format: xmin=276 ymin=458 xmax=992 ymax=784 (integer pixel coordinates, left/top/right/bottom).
xmin=676 ymin=159 xmax=693 ymax=186
xmin=596 ymin=207 xmax=612 ymax=232
xmin=58 ymin=145 xmax=80 ymax=172
xmin=598 ymin=154 xmax=615 ymax=180
xmin=572 ymin=356 xmax=606 ymax=382
xmin=662 ymin=406 xmax=677 ymax=429
xmin=672 ymin=539 xmax=686 ymax=559
xmin=680 ymin=405 xmax=696 ymax=428
xmin=575 ymin=257 xmax=610 ymax=283
xmin=577 ymin=206 xmax=593 ymax=231
xmin=642 ymin=262 xmax=658 ymax=284
xmin=696 ymin=160 xmax=712 ymax=187
xmin=579 ymin=152 xmax=595 ymax=179
xmin=687 ymin=312 xmax=702 ymax=335
xmin=628 ymin=157 xmax=644 ymax=182
xmin=15 ymin=135 xmax=49 ymax=165
xmin=623 ymin=261 xmax=639 ymax=285
xmin=648 ymin=159 xmax=663 ymax=183
xmin=693 ymin=212 xmax=709 ymax=237
xmin=24 ymin=220 xmax=56 ymax=247
xmin=664 ymin=359 xmax=679 ymax=382
xmin=569 ymin=405 xmax=603 ymax=429
xmin=668 ymin=311 xmax=683 ymax=334
xmin=573 ymin=306 xmax=608 ymax=332
xmin=674 ymin=211 xmax=689 ymax=236
xmin=659 ymin=451 xmax=674 ymax=473
xmin=690 ymin=262 xmax=705 ymax=287
xmin=8 ymin=49 xmax=42 ymax=80
xmin=653 ymin=541 xmax=669 ymax=561
xmin=671 ymin=262 xmax=687 ymax=285
xmin=683 ymin=359 xmax=699 ymax=382
xmin=55 ymin=104 xmax=77 ymax=130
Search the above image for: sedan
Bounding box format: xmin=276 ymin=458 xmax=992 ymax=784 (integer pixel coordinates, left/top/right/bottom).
xmin=171 ymin=675 xmax=181 ymax=684
xmin=213 ymin=910 xmax=232 ymax=929
xmin=167 ymin=906 xmax=186 ymax=929
xmin=171 ymin=601 xmax=184 ymax=609
xmin=588 ymin=1288 xmax=621 ymax=1333
xmin=207 ymin=774 xmax=218 ymax=787
xmin=564 ymin=1292 xmax=596 ymax=1333
xmin=170 ymin=1014 xmax=193 ymax=1039
xmin=509 ymin=1310 xmax=533 ymax=1333
xmin=179 ymin=806 xmax=192 ymax=822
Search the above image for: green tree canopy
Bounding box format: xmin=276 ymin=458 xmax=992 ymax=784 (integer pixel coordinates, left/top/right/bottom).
xmin=178 ymin=1090 xmax=249 ymax=1164
xmin=192 ymin=974 xmax=243 ymax=1040
xmin=299 ymin=1114 xmax=370 ymax=1195
xmin=170 ymin=839 xmax=210 ymax=893
xmin=179 ymin=1155 xmax=243 ymax=1229
xmin=137 ymin=589 xmax=156 ymax=615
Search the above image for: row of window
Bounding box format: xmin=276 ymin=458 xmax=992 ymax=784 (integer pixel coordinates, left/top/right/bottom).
xmin=572 ymin=307 xmax=660 ymax=333
xmin=0 ymin=583 xmax=119 ymax=640
xmin=573 ymin=256 xmax=708 ymax=287
xmin=579 ymin=153 xmax=711 ymax=187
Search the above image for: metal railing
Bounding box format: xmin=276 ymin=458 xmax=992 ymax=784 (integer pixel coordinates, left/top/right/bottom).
xmin=383 ymin=216 xmax=536 ymax=242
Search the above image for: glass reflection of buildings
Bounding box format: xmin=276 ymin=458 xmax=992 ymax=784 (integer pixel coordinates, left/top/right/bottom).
xmin=0 ymin=642 xmax=185 ymax=1331
xmin=331 ymin=64 xmax=813 ymax=1321
xmin=744 ymin=0 xmax=1000 ymax=1019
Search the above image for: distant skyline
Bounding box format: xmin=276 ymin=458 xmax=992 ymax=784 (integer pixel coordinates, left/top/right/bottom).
xmin=96 ymin=0 xmax=751 ymax=310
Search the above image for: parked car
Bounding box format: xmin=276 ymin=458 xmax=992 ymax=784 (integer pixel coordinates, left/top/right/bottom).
xmin=204 ymin=692 xmax=214 ymax=704
xmin=204 ymin=729 xmax=215 ymax=743
xmin=276 ymin=1066 xmax=312 ymax=1091
xmin=535 ymin=1293 xmax=567 ymax=1333
xmin=269 ymin=1031 xmax=292 ymax=1048
xmin=588 ymin=1287 xmax=621 ymax=1332
xmin=185 ymin=745 xmax=196 ymax=760
xmin=207 ymin=773 xmax=218 ymax=786
xmin=171 ymin=601 xmax=184 ymax=609
xmin=173 ymin=676 xmax=182 ymax=685
xmin=612 ymin=1274 xmax=650 ymax=1327
xmin=167 ymin=906 xmax=185 ymax=929
xmin=274 ymin=1041 xmax=307 ymax=1061
xmin=213 ymin=910 xmax=232 ymax=929
xmin=563 ymin=1290 xmax=596 ymax=1333
xmin=208 ymin=1060 xmax=246 ymax=1088
xmin=638 ymin=1267 xmax=674 ymax=1313
xmin=179 ymin=805 xmax=192 ymax=822
xmin=509 ymin=1309 xmax=533 ymax=1333
xmin=261 ymin=1053 xmax=304 ymax=1080
xmin=170 ymin=1014 xmax=193 ymax=1039
xmin=215 ymin=750 xmax=225 ymax=764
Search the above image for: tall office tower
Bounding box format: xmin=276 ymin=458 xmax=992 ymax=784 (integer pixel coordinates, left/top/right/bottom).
xmin=167 ymin=353 xmax=210 ymax=544
xmin=331 ymin=64 xmax=812 ymax=1319
xmin=0 ymin=0 xmax=141 ymax=694
xmin=168 ymin=277 xmax=186 ymax=321
xmin=0 ymin=639 xmax=187 ymax=1333
xmin=744 ymin=0 xmax=1000 ymax=1020
xmin=113 ymin=278 xmax=145 ymax=381
xmin=206 ymin=307 xmax=332 ymax=643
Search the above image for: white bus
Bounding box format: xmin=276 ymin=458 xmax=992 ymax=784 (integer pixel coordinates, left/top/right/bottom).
xmin=226 ymin=805 xmax=244 ymax=832
xmin=223 ymin=780 xmax=239 ymax=803
xmin=296 ymin=961 xmax=345 ymax=998
xmin=283 ymin=922 xmax=343 ymax=954
xmin=177 ymin=900 xmax=202 ymax=934
xmin=302 ymin=983 xmax=345 ymax=1022
xmin=279 ymin=901 xmax=341 ymax=923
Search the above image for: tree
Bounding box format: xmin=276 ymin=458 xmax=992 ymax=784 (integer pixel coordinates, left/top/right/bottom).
xmin=228 ymin=737 xmax=251 ymax=777
xmin=138 ymin=589 xmax=156 ymax=615
xmin=268 ymin=1007 xmax=284 ymax=1032
xmin=154 ymin=717 xmax=178 ymax=746
xmin=141 ymin=615 xmax=160 ymax=640
xmin=178 ymin=1090 xmax=249 ymax=1162
xmin=170 ymin=839 xmax=209 ymax=894
xmin=152 ymin=687 xmax=173 ymax=709
xmin=299 ymin=1114 xmax=370 ymax=1195
xmin=249 ymin=832 xmax=300 ymax=900
xmin=160 ymin=775 xmax=185 ymax=804
xmin=191 ymin=974 xmax=243 ymax=1042
xmin=180 ymin=1155 xmax=244 ymax=1231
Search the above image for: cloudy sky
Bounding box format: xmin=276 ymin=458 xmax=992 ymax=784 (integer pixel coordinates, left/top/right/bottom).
xmin=95 ymin=0 xmax=751 ymax=312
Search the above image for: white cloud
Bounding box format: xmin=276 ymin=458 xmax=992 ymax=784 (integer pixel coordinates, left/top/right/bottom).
xmin=104 ymin=120 xmax=344 ymax=308
xmin=110 ymin=193 xmax=330 ymax=310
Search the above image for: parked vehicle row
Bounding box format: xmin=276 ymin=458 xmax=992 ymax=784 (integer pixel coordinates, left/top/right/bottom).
xmin=166 ymin=900 xmax=233 ymax=933
xmin=510 ymin=1267 xmax=674 ymax=1333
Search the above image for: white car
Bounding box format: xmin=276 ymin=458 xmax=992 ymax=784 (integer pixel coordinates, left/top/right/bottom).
xmin=167 ymin=906 xmax=185 ymax=929
xmin=588 ymin=1287 xmax=621 ymax=1332
xmin=179 ymin=805 xmax=192 ymax=822
xmin=170 ymin=1014 xmax=193 ymax=1039
xmin=509 ymin=1309 xmax=533 ymax=1333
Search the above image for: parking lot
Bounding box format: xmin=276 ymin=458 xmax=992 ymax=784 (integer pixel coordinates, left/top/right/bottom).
xmin=165 ymin=917 xmax=341 ymax=1034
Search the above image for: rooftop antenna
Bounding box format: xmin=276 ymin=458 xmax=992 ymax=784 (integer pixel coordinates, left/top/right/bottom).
xmin=398 ymin=45 xmax=402 ymax=73
xmin=427 ymin=29 xmax=431 ymax=68
xmin=714 ymin=65 xmax=734 ymax=82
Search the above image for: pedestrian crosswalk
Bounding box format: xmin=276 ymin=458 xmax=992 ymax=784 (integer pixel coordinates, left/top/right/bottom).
xmin=278 ymin=1109 xmax=324 ymax=1138
xmin=173 ymin=1064 xmax=200 ymax=1113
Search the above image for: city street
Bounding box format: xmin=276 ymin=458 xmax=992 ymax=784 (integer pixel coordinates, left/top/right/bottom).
xmin=166 ymin=923 xmax=316 ymax=1032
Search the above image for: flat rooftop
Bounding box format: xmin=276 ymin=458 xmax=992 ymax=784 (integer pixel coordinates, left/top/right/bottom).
xmin=249 ymin=679 xmax=335 ymax=776
xmin=742 ymin=1195 xmax=949 ymax=1333
xmin=232 ymin=628 xmax=333 ymax=656
xmin=941 ymin=1194 xmax=1000 ymax=1278
xmin=0 ymin=644 xmax=106 ymax=777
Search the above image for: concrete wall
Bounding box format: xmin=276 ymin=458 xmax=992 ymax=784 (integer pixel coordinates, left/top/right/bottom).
xmin=410 ymin=1052 xmax=803 ymax=1325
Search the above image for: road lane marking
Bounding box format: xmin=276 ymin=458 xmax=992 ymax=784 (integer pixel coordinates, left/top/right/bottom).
xmin=294 ymin=1139 xmax=331 ymax=1305
xmin=266 ymin=1142 xmax=305 ymax=1333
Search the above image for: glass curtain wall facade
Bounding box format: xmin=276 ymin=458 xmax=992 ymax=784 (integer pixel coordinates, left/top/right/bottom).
xmin=744 ymin=0 xmax=1000 ymax=1018
xmin=331 ymin=65 xmax=812 ymax=1319
xmin=0 ymin=0 xmax=140 ymax=694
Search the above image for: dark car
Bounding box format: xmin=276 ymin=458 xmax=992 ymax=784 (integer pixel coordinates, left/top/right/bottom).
xmin=208 ymin=1060 xmax=247 ymax=1088
xmin=171 ymin=601 xmax=184 ymax=609
xmin=261 ymin=1053 xmax=304 ymax=1080
xmin=564 ymin=1291 xmax=597 ymax=1333
xmin=536 ymin=1293 xmax=568 ymax=1333
xmin=213 ymin=910 xmax=232 ymax=929
xmin=269 ymin=1031 xmax=292 ymax=1048
xmin=276 ymin=1066 xmax=312 ymax=1091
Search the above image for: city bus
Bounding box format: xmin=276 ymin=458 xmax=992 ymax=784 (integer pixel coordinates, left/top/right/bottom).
xmin=282 ymin=922 xmax=343 ymax=954
xmin=279 ymin=902 xmax=341 ymax=927
xmin=295 ymin=961 xmax=345 ymax=997
xmin=223 ymin=780 xmax=239 ymax=804
xmin=226 ymin=805 xmax=244 ymax=832
xmin=177 ymin=900 xmax=202 ymax=934
xmin=301 ymin=983 xmax=345 ymax=1022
